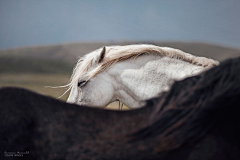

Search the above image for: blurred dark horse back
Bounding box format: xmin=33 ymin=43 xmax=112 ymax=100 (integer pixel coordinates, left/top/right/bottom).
xmin=0 ymin=57 xmax=240 ymax=160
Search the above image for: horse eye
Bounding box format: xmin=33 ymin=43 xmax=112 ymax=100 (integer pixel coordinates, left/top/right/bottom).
xmin=78 ymin=80 xmax=87 ymax=87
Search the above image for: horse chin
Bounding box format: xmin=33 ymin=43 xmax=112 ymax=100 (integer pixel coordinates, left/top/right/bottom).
xmin=73 ymin=100 xmax=104 ymax=108
xmin=66 ymin=98 xmax=75 ymax=104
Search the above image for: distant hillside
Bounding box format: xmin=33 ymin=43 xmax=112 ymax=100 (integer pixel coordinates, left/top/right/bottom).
xmin=153 ymin=42 xmax=240 ymax=61
xmin=0 ymin=42 xmax=109 ymax=64
xmin=0 ymin=56 xmax=72 ymax=74
xmin=0 ymin=41 xmax=240 ymax=74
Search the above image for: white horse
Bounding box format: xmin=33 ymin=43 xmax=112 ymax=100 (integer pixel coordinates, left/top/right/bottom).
xmin=66 ymin=44 xmax=219 ymax=109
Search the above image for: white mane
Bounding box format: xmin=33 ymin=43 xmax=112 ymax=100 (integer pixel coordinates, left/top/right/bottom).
xmin=66 ymin=44 xmax=219 ymax=93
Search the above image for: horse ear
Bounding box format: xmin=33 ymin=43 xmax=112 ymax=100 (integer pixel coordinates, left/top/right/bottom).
xmin=98 ymin=47 xmax=106 ymax=63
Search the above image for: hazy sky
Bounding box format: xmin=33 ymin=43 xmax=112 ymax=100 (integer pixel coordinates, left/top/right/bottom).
xmin=0 ymin=0 xmax=240 ymax=49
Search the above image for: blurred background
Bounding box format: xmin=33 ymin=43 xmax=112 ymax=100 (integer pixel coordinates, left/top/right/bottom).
xmin=0 ymin=0 xmax=240 ymax=109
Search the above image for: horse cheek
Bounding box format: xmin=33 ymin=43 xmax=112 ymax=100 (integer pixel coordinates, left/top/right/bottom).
xmin=96 ymin=84 xmax=114 ymax=106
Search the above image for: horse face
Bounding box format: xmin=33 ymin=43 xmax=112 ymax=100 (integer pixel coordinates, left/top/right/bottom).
xmin=67 ymin=73 xmax=114 ymax=108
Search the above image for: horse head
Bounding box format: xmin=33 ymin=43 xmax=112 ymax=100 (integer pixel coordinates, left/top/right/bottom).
xmin=67 ymin=47 xmax=116 ymax=107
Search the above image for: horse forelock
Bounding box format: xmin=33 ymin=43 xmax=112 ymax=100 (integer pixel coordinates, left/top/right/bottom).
xmin=68 ymin=44 xmax=219 ymax=90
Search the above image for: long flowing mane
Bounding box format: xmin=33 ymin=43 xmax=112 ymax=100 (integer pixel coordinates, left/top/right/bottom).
xmin=67 ymin=44 xmax=219 ymax=92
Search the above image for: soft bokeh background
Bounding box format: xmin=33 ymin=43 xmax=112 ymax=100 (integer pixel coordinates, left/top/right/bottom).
xmin=1 ymin=0 xmax=240 ymax=49
xmin=0 ymin=0 xmax=240 ymax=109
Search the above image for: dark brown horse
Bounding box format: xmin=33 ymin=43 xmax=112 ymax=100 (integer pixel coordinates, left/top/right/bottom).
xmin=0 ymin=57 xmax=240 ymax=160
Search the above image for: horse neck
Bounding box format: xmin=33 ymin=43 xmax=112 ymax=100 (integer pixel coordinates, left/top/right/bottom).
xmin=107 ymin=55 xmax=205 ymax=109
xmin=0 ymin=87 xmax=158 ymax=158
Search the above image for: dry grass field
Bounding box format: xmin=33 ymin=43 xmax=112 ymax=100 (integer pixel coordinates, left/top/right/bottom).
xmin=1 ymin=41 xmax=239 ymax=110
xmin=0 ymin=73 xmax=70 ymax=100
xmin=0 ymin=73 xmax=127 ymax=110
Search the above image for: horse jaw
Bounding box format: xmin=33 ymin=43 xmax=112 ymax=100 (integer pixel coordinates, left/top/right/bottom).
xmin=116 ymin=90 xmax=145 ymax=109
xmin=107 ymin=60 xmax=149 ymax=109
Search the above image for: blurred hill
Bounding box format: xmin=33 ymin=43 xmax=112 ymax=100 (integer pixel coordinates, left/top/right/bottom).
xmin=1 ymin=41 xmax=240 ymax=68
xmin=0 ymin=41 xmax=240 ymax=107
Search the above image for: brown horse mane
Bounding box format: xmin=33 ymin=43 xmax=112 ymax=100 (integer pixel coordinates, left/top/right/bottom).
xmin=129 ymin=57 xmax=240 ymax=151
